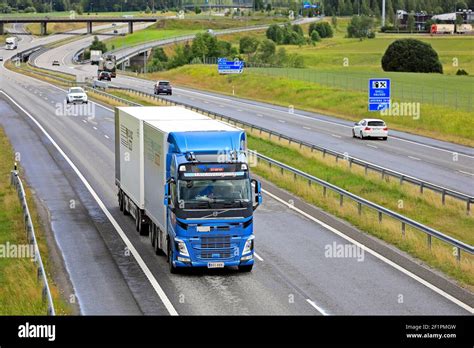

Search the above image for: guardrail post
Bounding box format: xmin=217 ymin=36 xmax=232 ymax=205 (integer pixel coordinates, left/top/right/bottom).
xmin=427 ymin=234 xmax=432 ymax=250
xmin=322 ymin=149 xmax=326 ymax=158
xmin=381 ymin=169 xmax=385 ymax=180
xmin=401 ymin=222 xmax=405 ymax=237
xmin=340 ymin=194 xmax=343 ymax=207
xmin=323 ymin=187 xmax=327 ymax=197
xmin=420 ymin=182 xmax=424 ymax=194
xmin=358 ymin=202 xmax=362 ymax=215
xmin=378 ymin=212 xmax=382 ymax=223
xmin=364 ymin=164 xmax=368 ymax=175
xmin=400 ymin=175 xmax=404 ymax=185
xmin=441 ymin=190 xmax=446 ymax=205
xmin=467 ymin=201 xmax=470 ymax=215
xmin=456 ymin=247 xmax=461 ymax=262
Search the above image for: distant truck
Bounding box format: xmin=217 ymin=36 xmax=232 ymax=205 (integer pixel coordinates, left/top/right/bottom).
xmin=98 ymin=54 xmax=116 ymax=78
xmin=456 ymin=24 xmax=473 ymax=34
xmin=90 ymin=50 xmax=102 ymax=65
xmin=115 ymin=106 xmax=262 ymax=273
xmin=5 ymin=37 xmax=18 ymax=50
xmin=430 ymin=24 xmax=455 ymax=34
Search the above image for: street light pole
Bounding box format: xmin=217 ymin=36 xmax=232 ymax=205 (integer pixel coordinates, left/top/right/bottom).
xmin=382 ymin=0 xmax=386 ymax=27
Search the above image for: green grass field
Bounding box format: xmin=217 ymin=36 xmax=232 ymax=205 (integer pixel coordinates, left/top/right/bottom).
xmin=146 ymin=65 xmax=474 ymax=146
xmin=0 ymin=128 xmax=71 ymax=315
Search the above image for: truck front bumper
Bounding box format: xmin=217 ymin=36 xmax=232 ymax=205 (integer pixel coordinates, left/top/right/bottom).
xmin=174 ymin=256 xmax=254 ymax=268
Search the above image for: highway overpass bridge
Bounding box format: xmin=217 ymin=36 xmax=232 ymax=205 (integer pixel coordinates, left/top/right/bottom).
xmin=0 ymin=17 xmax=157 ymax=36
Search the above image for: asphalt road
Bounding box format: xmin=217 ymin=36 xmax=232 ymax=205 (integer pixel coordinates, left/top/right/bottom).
xmin=1 ymin=52 xmax=472 ymax=315
xmin=32 ymin=32 xmax=474 ymax=197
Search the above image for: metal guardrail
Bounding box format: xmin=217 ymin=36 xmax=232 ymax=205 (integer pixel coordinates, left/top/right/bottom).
xmin=112 ymin=87 xmax=474 ymax=214
xmin=251 ymin=152 xmax=474 ymax=261
xmin=10 ymin=168 xmax=56 ymax=315
xmin=84 ymin=86 xmax=141 ymax=106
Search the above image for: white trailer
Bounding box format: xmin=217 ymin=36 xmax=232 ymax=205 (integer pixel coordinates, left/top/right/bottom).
xmin=5 ymin=37 xmax=18 ymax=50
xmin=115 ymin=107 xmax=209 ymax=225
xmin=90 ymin=50 xmax=102 ymax=65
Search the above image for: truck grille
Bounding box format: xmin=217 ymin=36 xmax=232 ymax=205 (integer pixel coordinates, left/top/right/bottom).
xmin=201 ymin=236 xmax=231 ymax=249
xmin=192 ymin=235 xmax=237 ymax=260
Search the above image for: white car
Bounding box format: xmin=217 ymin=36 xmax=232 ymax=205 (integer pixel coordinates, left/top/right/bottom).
xmin=66 ymin=87 xmax=88 ymax=104
xmin=352 ymin=119 xmax=388 ymax=140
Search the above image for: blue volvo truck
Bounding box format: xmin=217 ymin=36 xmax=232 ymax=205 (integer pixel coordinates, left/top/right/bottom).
xmin=115 ymin=106 xmax=262 ymax=273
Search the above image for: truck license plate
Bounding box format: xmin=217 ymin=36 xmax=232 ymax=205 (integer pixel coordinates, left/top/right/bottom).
xmin=207 ymin=262 xmax=224 ymax=268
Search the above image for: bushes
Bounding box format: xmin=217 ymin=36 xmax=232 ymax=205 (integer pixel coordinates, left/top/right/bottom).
xmin=89 ymin=36 xmax=107 ymax=53
xmin=381 ymin=39 xmax=443 ymax=74
xmin=309 ymin=22 xmax=333 ymax=39
xmin=456 ymin=69 xmax=469 ymax=75
xmin=347 ymin=15 xmax=375 ymax=39
xmin=266 ymin=24 xmax=306 ymax=45
xmin=310 ymin=30 xmax=321 ymax=43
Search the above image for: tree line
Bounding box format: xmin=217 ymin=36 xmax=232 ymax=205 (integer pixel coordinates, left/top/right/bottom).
xmin=1 ymin=0 xmax=472 ymax=15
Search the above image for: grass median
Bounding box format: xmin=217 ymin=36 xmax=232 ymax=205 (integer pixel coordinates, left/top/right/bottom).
xmin=0 ymin=127 xmax=72 ymax=315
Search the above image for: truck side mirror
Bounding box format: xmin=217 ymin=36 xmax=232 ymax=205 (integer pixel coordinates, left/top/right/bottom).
xmin=251 ymin=179 xmax=262 ymax=210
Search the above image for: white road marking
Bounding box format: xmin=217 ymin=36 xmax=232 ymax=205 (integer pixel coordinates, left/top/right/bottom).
xmin=278 ymin=120 xmax=286 ymax=123
xmin=306 ymin=299 xmax=329 ymax=316
xmin=82 ymin=119 xmax=87 ymax=123
xmin=104 ymin=135 xmax=110 ymax=139
xmin=458 ymin=170 xmax=474 ymax=176
xmin=331 ymin=134 xmax=341 ymax=138
xmin=1 ymin=90 xmax=179 ymax=316
xmin=262 ymin=188 xmax=473 ymax=314
xmin=93 ymin=126 xmax=98 ymax=130
xmin=408 ymin=156 xmax=421 ymax=161
xmin=257 ymin=113 xmax=263 ymax=117
xmin=303 ymin=126 xmax=311 ymax=130
xmin=254 ymin=253 xmax=264 ymax=262
xmin=366 ymin=144 xmax=378 ymax=149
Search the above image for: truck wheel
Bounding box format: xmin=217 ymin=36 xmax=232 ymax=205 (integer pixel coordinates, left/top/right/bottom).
xmin=238 ymin=264 xmax=253 ymax=272
xmin=168 ymin=241 xmax=178 ymax=274
xmin=136 ymin=210 xmax=149 ymax=236
xmin=118 ymin=192 xmax=124 ymax=212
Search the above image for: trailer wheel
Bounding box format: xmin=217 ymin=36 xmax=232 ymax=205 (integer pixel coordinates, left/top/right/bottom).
xmin=135 ymin=209 xmax=149 ymax=236
xmin=118 ymin=192 xmax=124 ymax=212
xmin=238 ymin=264 xmax=253 ymax=272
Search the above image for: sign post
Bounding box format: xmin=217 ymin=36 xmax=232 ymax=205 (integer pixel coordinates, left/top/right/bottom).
xmin=368 ymin=78 xmax=391 ymax=111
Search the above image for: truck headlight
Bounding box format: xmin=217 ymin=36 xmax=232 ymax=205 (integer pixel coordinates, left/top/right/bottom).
xmin=175 ymin=238 xmax=189 ymax=257
xmin=242 ymin=235 xmax=254 ymax=255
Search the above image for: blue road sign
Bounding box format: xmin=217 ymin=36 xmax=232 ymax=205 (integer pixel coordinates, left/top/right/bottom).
xmin=368 ymin=78 xmax=391 ymax=111
xmin=218 ymin=58 xmax=244 ymax=74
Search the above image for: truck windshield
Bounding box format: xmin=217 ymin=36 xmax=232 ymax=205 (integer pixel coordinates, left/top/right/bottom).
xmin=178 ymin=179 xmax=251 ymax=208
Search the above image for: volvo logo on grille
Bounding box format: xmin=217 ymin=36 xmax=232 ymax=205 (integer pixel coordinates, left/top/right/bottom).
xmin=212 ymin=211 xmax=218 ymax=217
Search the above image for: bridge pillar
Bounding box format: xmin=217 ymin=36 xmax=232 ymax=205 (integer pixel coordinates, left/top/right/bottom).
xmin=0 ymin=23 xmax=4 ymax=36
xmin=87 ymin=22 xmax=92 ymax=34
xmin=40 ymin=22 xmax=47 ymax=35
xmin=128 ymin=21 xmax=133 ymax=34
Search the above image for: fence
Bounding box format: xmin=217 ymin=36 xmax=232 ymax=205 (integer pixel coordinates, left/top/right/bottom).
xmin=196 ymin=58 xmax=473 ymax=112
xmin=10 ymin=168 xmax=56 ymax=316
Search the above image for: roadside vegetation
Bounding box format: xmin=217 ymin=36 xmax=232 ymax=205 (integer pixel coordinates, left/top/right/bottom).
xmin=0 ymin=127 xmax=72 ymax=314
xmin=26 ymin=22 xmax=86 ymax=35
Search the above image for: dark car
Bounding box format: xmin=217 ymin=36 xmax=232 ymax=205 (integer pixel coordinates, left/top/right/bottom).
xmin=98 ymin=71 xmax=112 ymax=81
xmin=154 ymin=80 xmax=172 ymax=95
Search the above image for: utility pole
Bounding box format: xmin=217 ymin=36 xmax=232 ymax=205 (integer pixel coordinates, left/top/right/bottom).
xmin=382 ymin=0 xmax=386 ymax=27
